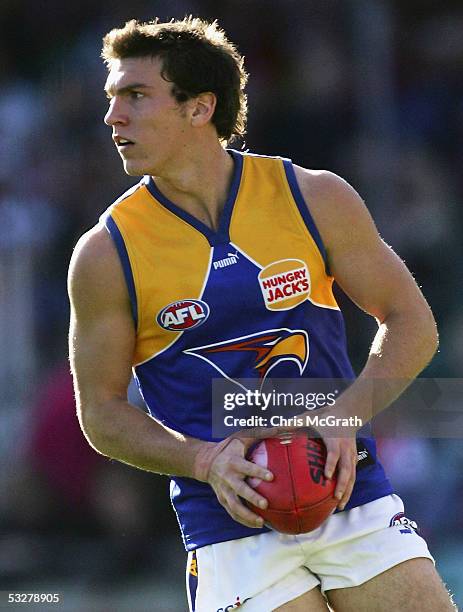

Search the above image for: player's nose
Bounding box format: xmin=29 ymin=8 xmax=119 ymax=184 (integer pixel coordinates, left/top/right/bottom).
xmin=104 ymin=97 xmax=128 ymax=126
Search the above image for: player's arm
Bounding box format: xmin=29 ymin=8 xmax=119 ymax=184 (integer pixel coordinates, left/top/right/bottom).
xmin=296 ymin=167 xmax=438 ymax=407
xmin=68 ymin=224 xmax=272 ymax=528
xmin=295 ymin=167 xmax=438 ymax=506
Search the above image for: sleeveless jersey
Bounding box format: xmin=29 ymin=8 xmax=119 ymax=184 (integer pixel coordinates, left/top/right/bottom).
xmin=100 ymin=150 xmax=393 ymax=551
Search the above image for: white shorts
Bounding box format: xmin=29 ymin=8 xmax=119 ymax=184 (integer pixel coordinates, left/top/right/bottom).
xmin=186 ymin=494 xmax=433 ymax=612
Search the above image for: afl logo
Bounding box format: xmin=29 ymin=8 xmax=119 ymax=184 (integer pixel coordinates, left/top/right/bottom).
xmin=157 ymin=299 xmax=210 ymax=331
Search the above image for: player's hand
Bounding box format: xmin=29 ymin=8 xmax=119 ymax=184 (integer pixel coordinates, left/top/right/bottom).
xmin=194 ymin=438 xmax=273 ymax=528
xmin=322 ymin=436 xmax=357 ymax=510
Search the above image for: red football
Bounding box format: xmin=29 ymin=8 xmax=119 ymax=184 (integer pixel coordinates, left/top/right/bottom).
xmin=246 ymin=432 xmax=337 ymax=534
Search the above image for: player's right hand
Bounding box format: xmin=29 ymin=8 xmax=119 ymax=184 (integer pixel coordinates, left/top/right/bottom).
xmin=194 ymin=438 xmax=273 ymax=529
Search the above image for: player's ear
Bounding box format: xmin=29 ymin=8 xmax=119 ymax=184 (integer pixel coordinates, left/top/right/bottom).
xmin=191 ymin=92 xmax=217 ymax=128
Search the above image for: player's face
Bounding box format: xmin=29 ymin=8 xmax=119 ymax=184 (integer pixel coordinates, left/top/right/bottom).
xmin=104 ymin=56 xmax=192 ymax=176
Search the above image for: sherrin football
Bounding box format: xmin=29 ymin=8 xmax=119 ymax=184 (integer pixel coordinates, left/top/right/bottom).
xmin=246 ymin=432 xmax=337 ymax=534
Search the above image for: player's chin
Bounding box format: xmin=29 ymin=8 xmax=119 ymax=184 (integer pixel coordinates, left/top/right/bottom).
xmin=122 ymin=160 xmax=145 ymax=176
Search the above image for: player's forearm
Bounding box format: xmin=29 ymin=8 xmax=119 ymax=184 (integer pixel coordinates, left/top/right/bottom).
xmin=332 ymin=305 xmax=438 ymax=424
xmin=78 ymin=397 xmax=213 ymax=480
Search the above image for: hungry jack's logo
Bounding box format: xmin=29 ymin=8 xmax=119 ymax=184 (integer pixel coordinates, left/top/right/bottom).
xmin=184 ymin=328 xmax=309 ymax=390
xmin=258 ymin=259 xmax=310 ymax=311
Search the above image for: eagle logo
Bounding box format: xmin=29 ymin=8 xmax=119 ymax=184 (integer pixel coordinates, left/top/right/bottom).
xmin=184 ymin=328 xmax=309 ymax=391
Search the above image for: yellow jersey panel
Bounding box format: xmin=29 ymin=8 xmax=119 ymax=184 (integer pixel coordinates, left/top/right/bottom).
xmin=105 ymin=183 xmax=213 ymax=364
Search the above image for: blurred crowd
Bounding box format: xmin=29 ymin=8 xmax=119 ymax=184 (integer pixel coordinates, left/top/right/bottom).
xmin=1 ymin=0 xmax=463 ymax=609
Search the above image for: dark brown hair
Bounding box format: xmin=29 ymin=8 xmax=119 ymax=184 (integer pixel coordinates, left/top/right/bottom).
xmin=102 ymin=17 xmax=248 ymax=143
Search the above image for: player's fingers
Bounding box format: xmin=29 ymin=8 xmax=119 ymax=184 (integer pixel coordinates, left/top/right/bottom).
xmin=324 ymin=443 xmax=340 ymax=481
xmin=338 ymin=480 xmax=355 ymax=511
xmin=335 ymin=450 xmax=357 ymax=508
xmin=232 ymin=456 xmax=273 ymax=482
xmin=337 ymin=466 xmax=356 ymax=510
xmin=230 ymin=477 xmax=268 ymax=510
xmin=220 ymin=487 xmax=265 ymax=529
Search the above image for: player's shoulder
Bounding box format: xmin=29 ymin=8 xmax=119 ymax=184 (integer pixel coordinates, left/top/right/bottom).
xmin=72 ymin=177 xmax=145 ymax=267
xmin=68 ymin=223 xmax=122 ymax=299
xmin=68 ymin=221 xmax=132 ymax=317
xmin=69 ymin=180 xmax=145 ymax=301
xmin=70 ymin=223 xmax=115 ymax=270
xmin=292 ymin=165 xmax=372 ymax=237
xmin=293 ymin=166 xmax=364 ymax=210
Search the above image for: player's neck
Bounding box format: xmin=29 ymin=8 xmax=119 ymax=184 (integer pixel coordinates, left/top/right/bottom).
xmin=152 ymin=140 xmax=234 ymax=232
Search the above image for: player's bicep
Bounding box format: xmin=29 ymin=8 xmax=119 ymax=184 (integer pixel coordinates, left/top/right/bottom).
xmin=68 ymin=225 xmax=136 ymax=413
xmin=328 ymin=208 xmax=424 ymax=324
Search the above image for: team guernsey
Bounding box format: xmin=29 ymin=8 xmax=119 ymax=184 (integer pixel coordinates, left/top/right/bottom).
xmin=100 ymin=150 xmax=393 ymax=551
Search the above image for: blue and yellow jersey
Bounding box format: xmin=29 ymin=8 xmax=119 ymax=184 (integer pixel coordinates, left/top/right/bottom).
xmin=100 ymin=150 xmax=392 ymax=550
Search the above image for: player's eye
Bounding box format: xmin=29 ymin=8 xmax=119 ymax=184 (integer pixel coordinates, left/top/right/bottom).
xmin=129 ymin=91 xmax=144 ymax=100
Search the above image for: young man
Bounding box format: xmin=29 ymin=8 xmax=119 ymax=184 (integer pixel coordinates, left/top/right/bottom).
xmin=68 ymin=17 xmax=453 ymax=611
